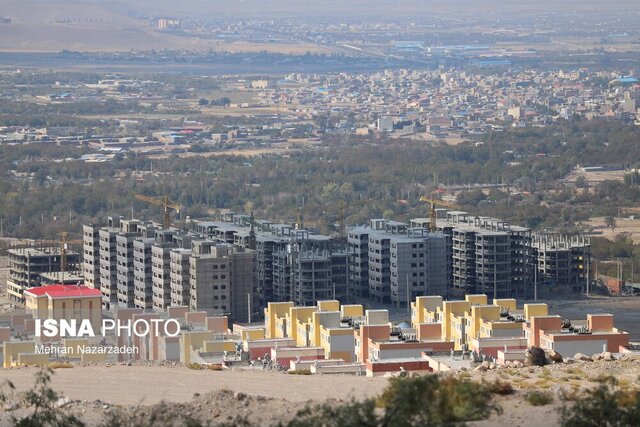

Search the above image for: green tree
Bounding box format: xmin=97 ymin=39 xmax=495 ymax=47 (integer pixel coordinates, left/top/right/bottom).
xmin=12 ymin=368 xmax=84 ymax=427
xmin=561 ymin=377 xmax=640 ymax=427
xmin=575 ymin=175 xmax=588 ymax=189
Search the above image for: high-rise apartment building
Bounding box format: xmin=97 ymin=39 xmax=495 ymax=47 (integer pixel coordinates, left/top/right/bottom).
xmin=348 ymin=219 xmax=448 ymax=304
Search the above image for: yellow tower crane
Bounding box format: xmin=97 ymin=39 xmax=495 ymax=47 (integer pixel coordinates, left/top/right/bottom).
xmin=135 ymin=194 xmax=181 ymax=228
xmin=59 ymin=232 xmax=77 ymax=273
xmin=40 ymin=232 xmax=83 ymax=272
xmin=419 ymin=195 xmax=462 ymax=232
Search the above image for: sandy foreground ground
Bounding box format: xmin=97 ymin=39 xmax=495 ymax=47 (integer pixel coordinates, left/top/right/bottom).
xmin=0 ymin=365 xmax=557 ymax=426
xmin=0 ymin=366 xmax=387 ymax=405
xmin=2 ymin=356 xmax=640 ymax=426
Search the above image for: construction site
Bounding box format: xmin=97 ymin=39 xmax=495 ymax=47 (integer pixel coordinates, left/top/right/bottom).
xmin=1 ymin=192 xmax=591 ymax=326
xmin=5 ymin=234 xmax=82 ymax=305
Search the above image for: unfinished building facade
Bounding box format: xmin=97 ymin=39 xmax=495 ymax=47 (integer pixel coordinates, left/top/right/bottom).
xmin=349 ymin=219 xmax=449 ymax=303
xmin=6 ymin=247 xmax=80 ymax=304
xmin=98 ymin=217 xmax=121 ymax=309
xmin=390 ymin=228 xmax=448 ymax=306
xmin=170 ymin=248 xmax=192 ymax=307
xmin=82 ymin=224 xmax=100 ymax=291
xmin=532 ymin=233 xmax=590 ymax=294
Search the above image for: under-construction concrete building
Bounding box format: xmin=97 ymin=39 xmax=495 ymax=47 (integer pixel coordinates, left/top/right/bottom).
xmin=254 ymin=235 xmax=285 ymax=305
xmin=532 ymin=233 xmax=590 ymax=294
xmin=151 ymin=230 xmax=192 ymax=311
xmin=6 ymin=246 xmax=80 ymax=304
xmin=188 ymin=240 xmax=255 ymax=321
xmin=390 ymin=228 xmax=448 ymax=305
xmin=348 ymin=219 xmax=448 ymax=304
xmin=170 ymin=248 xmax=192 ymax=307
xmin=133 ymin=236 xmax=155 ymax=310
xmin=84 ymin=208 xmax=589 ymax=318
xmin=97 ymin=217 xmax=121 ymax=310
xmin=187 ymin=216 xmax=349 ymax=307
xmin=87 ymin=216 xmax=260 ymax=322
xmin=116 ymin=219 xmax=156 ymax=309
xmin=82 ymin=224 xmax=100 ymax=291
xmin=422 ymin=210 xmax=586 ymax=299
xmin=271 ymin=229 xmax=348 ymax=306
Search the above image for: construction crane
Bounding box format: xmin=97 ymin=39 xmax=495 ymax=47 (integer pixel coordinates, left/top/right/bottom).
xmin=295 ymin=209 xmax=304 ymax=230
xmin=39 ymin=232 xmax=83 ymax=272
xmin=336 ymin=200 xmax=349 ymax=237
xmin=60 ymin=232 xmax=72 ymax=273
xmin=419 ymin=195 xmax=462 ymax=232
xmin=135 ymin=194 xmax=181 ymax=228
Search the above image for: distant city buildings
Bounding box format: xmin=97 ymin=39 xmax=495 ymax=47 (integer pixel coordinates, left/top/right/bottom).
xmin=157 ymin=18 xmax=181 ymax=30
xmin=1 ymin=68 xmax=639 ymax=157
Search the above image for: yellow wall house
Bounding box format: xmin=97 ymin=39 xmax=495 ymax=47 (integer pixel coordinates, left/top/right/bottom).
xmin=320 ymin=326 xmax=356 ymax=362
xmin=286 ymin=306 xmax=317 ymax=343
xmin=3 ymin=341 xmax=37 ymax=368
xmin=341 ymin=304 xmax=364 ymax=319
xmin=259 ymin=301 xmax=365 ymax=361
xmin=411 ymin=296 xmax=443 ymax=327
xmin=181 ymin=331 xmax=216 ymax=363
xmin=407 ymin=295 xmax=551 ymax=352
xmin=264 ymin=302 xmax=294 ymax=339
xmin=24 ymin=284 xmax=102 ymax=330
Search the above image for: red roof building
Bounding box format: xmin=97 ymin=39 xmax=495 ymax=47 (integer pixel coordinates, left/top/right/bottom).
xmin=24 ymin=284 xmax=102 ymax=330
xmin=25 ymin=284 xmax=101 ymax=299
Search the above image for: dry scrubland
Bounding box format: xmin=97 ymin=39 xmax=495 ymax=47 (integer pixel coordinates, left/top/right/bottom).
xmin=1 ymin=355 xmax=640 ymax=426
xmin=0 ymin=1 xmax=332 ymax=53
xmin=586 ymin=216 xmax=640 ymax=243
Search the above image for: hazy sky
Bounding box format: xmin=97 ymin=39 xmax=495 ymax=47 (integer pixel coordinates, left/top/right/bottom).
xmin=4 ymin=1 xmax=640 ymax=22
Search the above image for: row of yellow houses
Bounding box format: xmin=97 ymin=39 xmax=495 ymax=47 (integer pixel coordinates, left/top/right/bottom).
xmin=1 ymin=284 xmax=632 ymax=373
xmin=412 ymin=294 xmax=629 ymax=360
